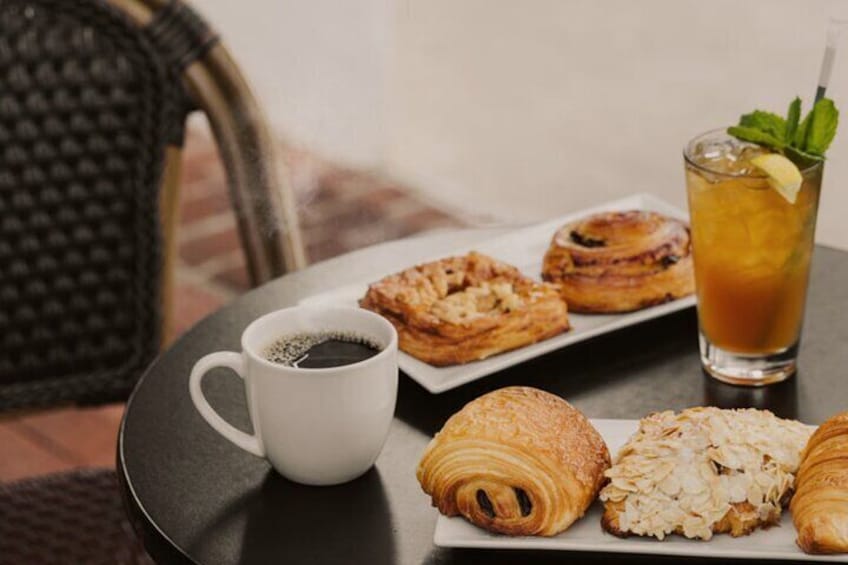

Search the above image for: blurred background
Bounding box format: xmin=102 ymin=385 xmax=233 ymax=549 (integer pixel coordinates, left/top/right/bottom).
xmin=198 ymin=0 xmax=848 ymax=245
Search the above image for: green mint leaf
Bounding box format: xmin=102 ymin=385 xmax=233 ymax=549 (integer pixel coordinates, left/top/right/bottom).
xmin=785 ymin=145 xmax=824 ymax=168
xmin=728 ymin=97 xmax=839 ymax=166
xmin=727 ymin=125 xmax=786 ymax=151
xmin=804 ymin=98 xmax=839 ymax=155
xmin=739 ymin=110 xmax=786 ymax=139
xmin=795 ymin=110 xmax=811 ymax=148
xmin=785 ymin=97 xmax=801 ymax=144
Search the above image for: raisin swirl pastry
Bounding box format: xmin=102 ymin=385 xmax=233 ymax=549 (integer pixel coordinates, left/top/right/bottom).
xmin=417 ymin=387 xmax=610 ymax=536
xmin=542 ymin=210 xmax=695 ymax=313
xmin=359 ymin=252 xmax=569 ymax=366
xmin=792 ymin=411 xmax=848 ymax=554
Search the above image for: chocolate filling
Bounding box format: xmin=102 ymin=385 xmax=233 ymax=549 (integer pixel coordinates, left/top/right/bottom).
xmin=514 ymin=487 xmax=532 ymax=516
xmin=476 ymin=489 xmax=496 ymax=518
xmin=660 ymin=254 xmax=680 ymax=268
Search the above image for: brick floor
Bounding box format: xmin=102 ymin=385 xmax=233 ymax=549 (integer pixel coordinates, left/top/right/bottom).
xmin=0 ymin=123 xmax=467 ymax=482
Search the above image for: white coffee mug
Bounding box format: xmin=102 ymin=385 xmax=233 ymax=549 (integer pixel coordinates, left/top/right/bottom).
xmin=189 ymin=306 xmax=398 ymax=486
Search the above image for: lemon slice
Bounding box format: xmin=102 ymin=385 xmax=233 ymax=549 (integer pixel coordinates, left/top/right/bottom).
xmin=750 ymin=153 xmax=803 ymax=204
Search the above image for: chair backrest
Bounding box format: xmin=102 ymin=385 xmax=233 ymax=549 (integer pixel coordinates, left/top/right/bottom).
xmin=0 ymin=0 xmax=304 ymax=411
xmin=121 ymin=0 xmax=307 ymax=284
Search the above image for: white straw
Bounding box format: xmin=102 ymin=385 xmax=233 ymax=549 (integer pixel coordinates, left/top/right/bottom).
xmin=816 ymin=18 xmax=848 ymax=101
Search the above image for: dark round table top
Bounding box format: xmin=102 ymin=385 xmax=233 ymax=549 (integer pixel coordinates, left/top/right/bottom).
xmin=118 ymin=230 xmax=848 ymax=565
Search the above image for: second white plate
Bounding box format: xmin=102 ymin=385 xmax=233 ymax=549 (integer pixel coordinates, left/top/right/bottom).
xmin=300 ymin=193 xmax=696 ymax=393
xmin=433 ymin=419 xmax=842 ymax=563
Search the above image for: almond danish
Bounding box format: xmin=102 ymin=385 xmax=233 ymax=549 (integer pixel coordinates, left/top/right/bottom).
xmin=359 ymin=252 xmax=569 ymax=366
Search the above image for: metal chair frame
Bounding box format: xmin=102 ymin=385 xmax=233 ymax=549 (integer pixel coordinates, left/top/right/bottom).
xmin=111 ymin=0 xmax=306 ymax=343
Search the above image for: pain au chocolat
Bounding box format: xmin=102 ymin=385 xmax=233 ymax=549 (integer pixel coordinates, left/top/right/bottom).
xmin=417 ymin=386 xmax=610 ymax=536
xmin=359 ymin=252 xmax=569 ymax=366
xmin=541 ymin=210 xmax=695 ymax=313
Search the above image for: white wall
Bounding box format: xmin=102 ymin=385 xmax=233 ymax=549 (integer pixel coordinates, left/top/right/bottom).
xmin=195 ymin=0 xmax=848 ymax=249
xmin=194 ymin=0 xmax=394 ymax=165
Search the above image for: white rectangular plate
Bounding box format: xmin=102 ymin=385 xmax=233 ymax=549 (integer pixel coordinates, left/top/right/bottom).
xmin=434 ymin=418 xmax=845 ymax=562
xmin=300 ymin=194 xmax=696 ymax=393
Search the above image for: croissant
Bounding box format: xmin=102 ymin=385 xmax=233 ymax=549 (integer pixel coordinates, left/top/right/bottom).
xmin=541 ymin=210 xmax=695 ymax=313
xmin=416 ymin=386 xmax=610 ymax=536
xmin=792 ymin=411 xmax=848 ymax=554
xmin=360 ymin=252 xmax=569 ymax=366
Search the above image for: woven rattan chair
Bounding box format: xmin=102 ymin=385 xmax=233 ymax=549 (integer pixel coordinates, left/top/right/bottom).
xmin=0 ymin=0 xmax=305 ymax=562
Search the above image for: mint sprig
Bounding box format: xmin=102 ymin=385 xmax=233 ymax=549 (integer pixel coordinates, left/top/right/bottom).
xmin=727 ymin=97 xmax=839 ymax=166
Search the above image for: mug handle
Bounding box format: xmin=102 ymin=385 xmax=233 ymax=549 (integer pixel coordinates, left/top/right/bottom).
xmin=189 ymin=351 xmax=265 ymax=457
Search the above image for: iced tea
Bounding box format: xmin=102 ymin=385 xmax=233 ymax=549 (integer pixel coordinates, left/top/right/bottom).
xmin=684 ymin=130 xmax=822 ymax=384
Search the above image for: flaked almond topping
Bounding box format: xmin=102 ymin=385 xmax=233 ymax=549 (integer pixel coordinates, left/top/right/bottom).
xmin=429 ymin=281 xmax=524 ymax=324
xmin=599 ymin=407 xmax=812 ymax=540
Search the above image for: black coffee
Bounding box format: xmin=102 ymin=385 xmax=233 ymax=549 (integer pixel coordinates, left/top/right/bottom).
xmin=262 ymin=331 xmax=382 ymax=369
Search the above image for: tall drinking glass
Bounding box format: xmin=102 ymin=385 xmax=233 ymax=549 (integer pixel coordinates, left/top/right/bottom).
xmin=684 ymin=129 xmax=823 ymax=385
